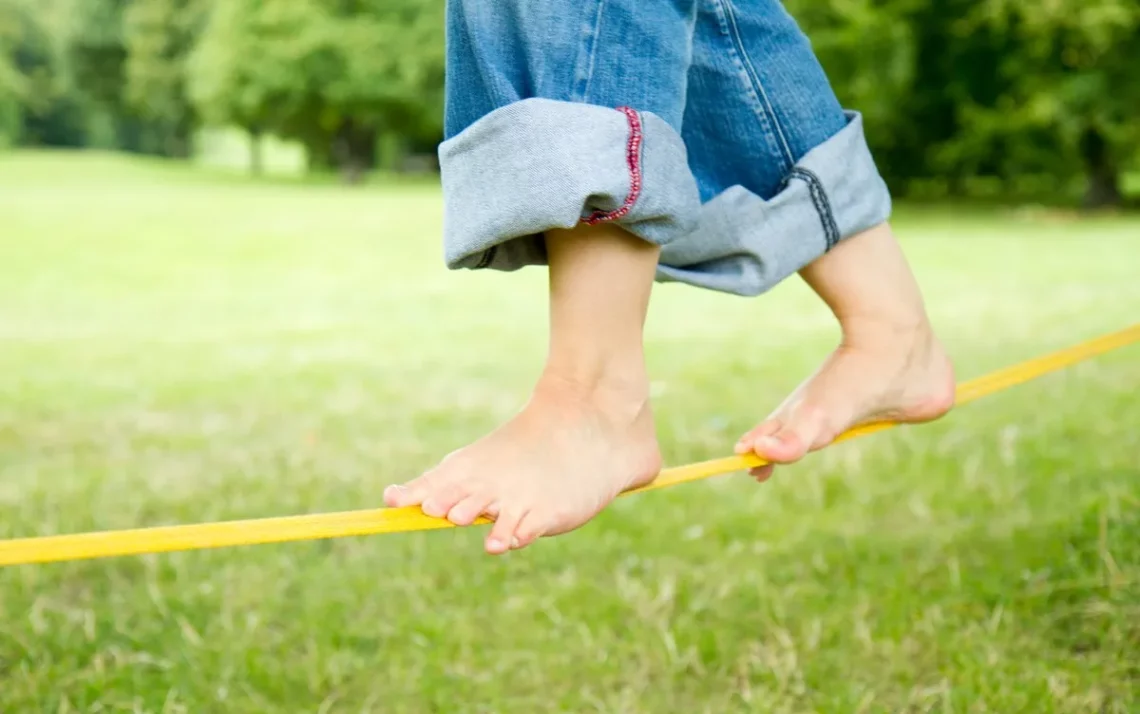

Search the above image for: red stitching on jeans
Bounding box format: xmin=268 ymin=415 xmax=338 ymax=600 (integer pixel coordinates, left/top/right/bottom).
xmin=583 ymin=106 xmax=643 ymax=225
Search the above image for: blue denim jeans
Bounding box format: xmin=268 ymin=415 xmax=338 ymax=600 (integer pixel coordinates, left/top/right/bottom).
xmin=439 ymin=0 xmax=891 ymax=297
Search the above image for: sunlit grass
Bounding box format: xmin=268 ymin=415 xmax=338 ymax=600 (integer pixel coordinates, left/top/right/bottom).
xmin=0 ymin=152 xmax=1137 ymax=712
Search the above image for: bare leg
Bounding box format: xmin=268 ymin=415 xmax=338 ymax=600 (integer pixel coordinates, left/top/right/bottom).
xmin=384 ymin=223 xmax=662 ymax=554
xmin=737 ymin=223 xmax=955 ymax=479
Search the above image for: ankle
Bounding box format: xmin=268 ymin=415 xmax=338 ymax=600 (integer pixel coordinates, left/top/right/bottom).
xmin=533 ymin=365 xmax=651 ymax=423
xmin=837 ymin=312 xmax=935 ymax=352
xmin=802 ymin=222 xmax=933 ymax=336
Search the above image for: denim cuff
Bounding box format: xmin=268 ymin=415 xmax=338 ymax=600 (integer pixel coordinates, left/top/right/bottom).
xmin=439 ymin=102 xmax=890 ymax=298
xmin=439 ymin=98 xmax=701 ymax=272
xmin=657 ymin=112 xmax=892 ymax=296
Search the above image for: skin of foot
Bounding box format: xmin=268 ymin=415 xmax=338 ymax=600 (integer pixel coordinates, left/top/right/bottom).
xmin=387 ymin=221 xmax=954 ymax=551
xmin=736 ymin=222 xmax=956 ymax=480
xmin=384 ymin=222 xmax=662 ymax=554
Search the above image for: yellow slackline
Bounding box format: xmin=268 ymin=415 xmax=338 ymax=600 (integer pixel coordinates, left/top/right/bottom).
xmin=1 ymin=324 xmax=1137 ymax=568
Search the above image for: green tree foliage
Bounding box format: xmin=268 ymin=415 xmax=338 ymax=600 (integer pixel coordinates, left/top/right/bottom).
xmin=789 ymin=0 xmax=1138 ymax=204
xmin=123 ymin=0 xmax=210 ymax=157
xmin=68 ymin=0 xmax=183 ymax=154
xmin=1 ymin=0 xmax=1136 ymax=200
xmin=0 ymin=0 xmax=205 ymax=155
xmin=184 ymin=0 xmax=269 ymax=171
xmin=0 ymin=2 xmax=31 ymax=144
xmin=67 ymin=0 xmax=128 ymax=110
xmin=965 ymin=0 xmax=1140 ymax=206
xmin=0 ymin=0 xmax=86 ymax=147
xmin=190 ymin=0 xmax=443 ymax=181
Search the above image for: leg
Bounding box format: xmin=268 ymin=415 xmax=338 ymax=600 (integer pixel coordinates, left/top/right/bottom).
xmin=388 ymin=0 xmax=700 ymax=553
xmin=674 ymin=0 xmax=953 ymax=469
xmin=736 ymin=223 xmax=955 ymax=476
xmin=386 ymin=224 xmax=662 ymax=553
xmin=439 ymin=0 xmax=702 ymax=273
xmin=655 ymin=0 xmax=895 ymax=295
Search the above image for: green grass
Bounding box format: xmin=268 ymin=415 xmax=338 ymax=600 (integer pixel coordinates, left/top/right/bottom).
xmin=0 ymin=150 xmax=1138 ymax=713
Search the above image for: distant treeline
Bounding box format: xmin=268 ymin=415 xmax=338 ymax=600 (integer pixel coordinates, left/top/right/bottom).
xmin=1 ymin=0 xmax=1136 ymax=204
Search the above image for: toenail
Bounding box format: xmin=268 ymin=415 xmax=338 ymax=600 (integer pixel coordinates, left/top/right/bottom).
xmin=510 ymin=537 xmax=521 ymax=549
xmin=487 ymin=538 xmax=505 ymax=551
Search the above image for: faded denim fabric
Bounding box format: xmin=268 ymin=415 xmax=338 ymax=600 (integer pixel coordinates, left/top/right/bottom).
xmin=439 ymin=0 xmax=891 ymax=297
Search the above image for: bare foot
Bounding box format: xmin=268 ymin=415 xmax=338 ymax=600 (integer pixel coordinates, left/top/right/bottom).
xmin=736 ymin=317 xmax=955 ymax=479
xmin=389 ymin=219 xmax=663 ymax=554
xmin=383 ymin=375 xmax=661 ymax=554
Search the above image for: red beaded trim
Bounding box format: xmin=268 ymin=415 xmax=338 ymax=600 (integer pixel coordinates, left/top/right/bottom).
xmin=583 ymin=106 xmax=643 ymax=225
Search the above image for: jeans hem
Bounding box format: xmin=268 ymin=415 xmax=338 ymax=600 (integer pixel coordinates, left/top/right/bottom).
xmin=656 ymin=111 xmax=891 ymax=297
xmin=438 ymin=97 xmax=701 ymax=273
xmin=439 ymin=100 xmax=889 ymax=298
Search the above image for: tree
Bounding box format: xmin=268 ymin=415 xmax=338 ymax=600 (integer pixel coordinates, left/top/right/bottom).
xmin=123 ymin=0 xmax=210 ymax=158
xmin=67 ymin=0 xmax=127 ymax=113
xmin=190 ymin=0 xmax=444 ymax=182
xmin=66 ymin=0 xmax=197 ymax=156
xmin=0 ymin=1 xmax=29 ymax=144
xmin=969 ymin=0 xmax=1140 ymax=207
xmin=0 ymin=0 xmax=88 ymax=147
xmin=787 ymin=0 xmax=1034 ymax=196
xmin=788 ymin=0 xmax=1138 ymax=204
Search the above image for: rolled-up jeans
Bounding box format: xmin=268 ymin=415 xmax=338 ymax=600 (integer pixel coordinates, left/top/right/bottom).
xmin=439 ymin=0 xmax=891 ymax=297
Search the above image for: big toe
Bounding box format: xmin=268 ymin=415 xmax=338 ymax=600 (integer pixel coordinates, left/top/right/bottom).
xmin=735 ymin=418 xmax=781 ymax=455
xmin=750 ymin=406 xmax=830 ymax=464
xmin=383 ymin=472 xmax=435 ymax=508
xmin=753 ymin=428 xmax=810 ymax=463
xmin=383 ymin=484 xmax=411 ymax=507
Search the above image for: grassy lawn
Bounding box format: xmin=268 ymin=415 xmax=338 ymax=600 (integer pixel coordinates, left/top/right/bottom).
xmin=0 ymin=150 xmax=1138 ymax=713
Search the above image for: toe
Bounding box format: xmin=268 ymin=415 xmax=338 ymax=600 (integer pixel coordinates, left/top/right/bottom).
xmin=736 ymin=419 xmax=782 ymax=455
xmin=750 ymin=463 xmax=776 ymax=482
xmin=447 ymin=492 xmax=494 ymax=527
xmin=421 ymin=482 xmax=471 ymax=519
xmin=752 ymin=407 xmax=828 ymax=463
xmin=382 ymin=484 xmax=407 ymax=507
xmin=485 ymin=508 xmax=525 ymax=555
xmin=753 ymin=430 xmax=808 ymax=463
xmin=383 ymin=470 xmax=439 ymax=508
xmin=511 ymin=511 xmax=546 ymax=550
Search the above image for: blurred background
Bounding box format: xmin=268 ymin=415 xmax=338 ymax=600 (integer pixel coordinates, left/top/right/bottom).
xmin=1 ymin=0 xmax=1138 ymax=204
xmin=1 ymin=1 xmax=1138 ymax=712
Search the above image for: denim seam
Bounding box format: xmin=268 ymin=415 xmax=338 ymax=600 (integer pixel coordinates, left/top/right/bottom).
xmin=715 ymin=0 xmax=795 ymax=171
xmin=583 ymin=107 xmax=644 ymax=224
xmin=473 ymin=245 xmax=497 ymax=269
xmin=572 ymin=0 xmax=607 ymax=102
xmin=785 ymin=167 xmax=840 ymax=250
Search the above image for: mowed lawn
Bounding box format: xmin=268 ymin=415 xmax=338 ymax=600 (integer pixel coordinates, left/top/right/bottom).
xmin=0 ymin=151 xmax=1137 ymax=713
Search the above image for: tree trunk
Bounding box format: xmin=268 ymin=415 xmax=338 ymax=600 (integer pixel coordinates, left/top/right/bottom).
xmin=165 ymin=115 xmax=194 ymax=159
xmin=307 ymin=140 xmax=332 ymax=173
xmin=332 ymin=119 xmax=376 ymax=185
xmin=377 ymin=130 xmax=404 ymax=172
xmin=1079 ymin=125 xmax=1123 ymax=210
xmin=166 ymin=133 xmax=191 ymax=159
xmin=249 ymin=126 xmax=264 ymax=177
